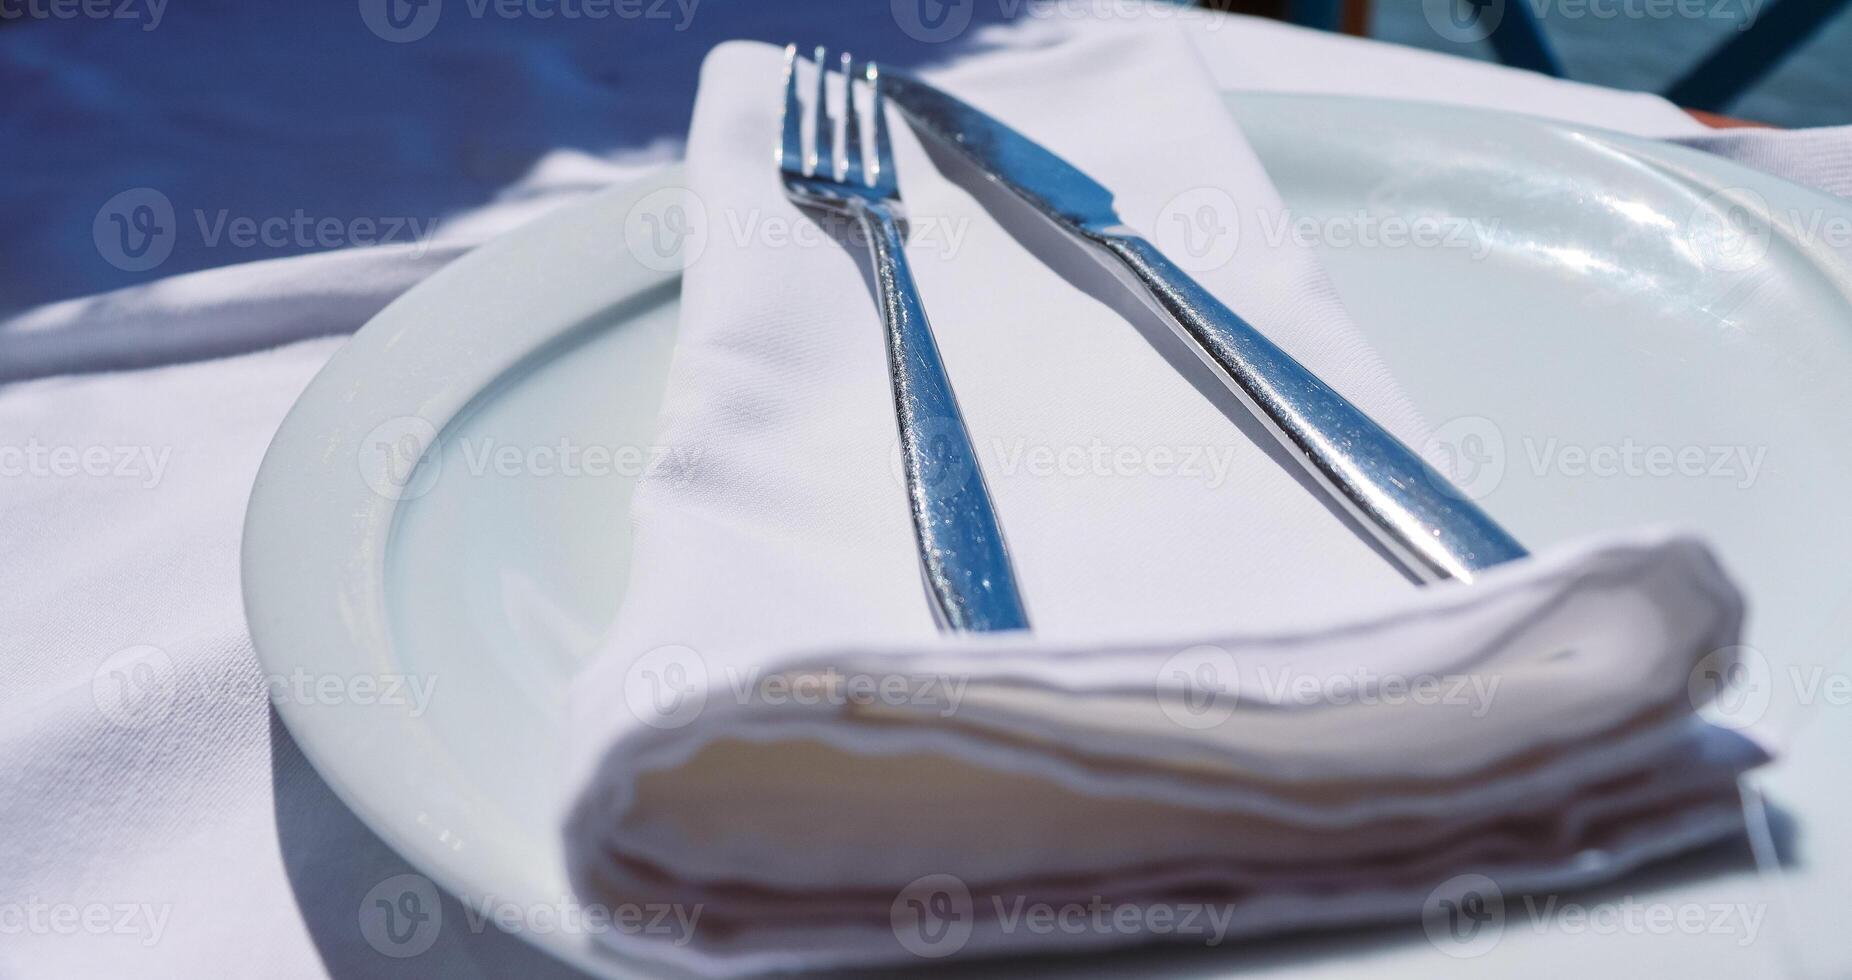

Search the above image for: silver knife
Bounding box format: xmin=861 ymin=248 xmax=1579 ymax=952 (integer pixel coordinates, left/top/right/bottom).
xmin=881 ymin=72 xmax=1526 ymax=584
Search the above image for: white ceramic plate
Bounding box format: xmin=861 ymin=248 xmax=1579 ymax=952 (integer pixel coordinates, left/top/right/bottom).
xmin=244 ymin=95 xmax=1852 ymax=978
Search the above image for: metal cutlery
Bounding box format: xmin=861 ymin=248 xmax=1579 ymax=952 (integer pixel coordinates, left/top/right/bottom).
xmin=778 ymin=45 xmax=1030 ymax=631
xmin=878 ymin=70 xmax=1528 ymax=584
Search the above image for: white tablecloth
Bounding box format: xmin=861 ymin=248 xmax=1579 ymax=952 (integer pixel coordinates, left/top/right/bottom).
xmin=1 ymin=4 xmax=1840 ymax=977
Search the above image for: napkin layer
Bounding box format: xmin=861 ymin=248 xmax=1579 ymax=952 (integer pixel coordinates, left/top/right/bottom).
xmin=564 ymin=28 xmax=1766 ymax=975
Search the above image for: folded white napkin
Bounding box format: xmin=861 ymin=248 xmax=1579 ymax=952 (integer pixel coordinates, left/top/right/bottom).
xmin=1674 ymin=125 xmax=1852 ymax=200
xmin=564 ymin=27 xmax=1767 ymax=975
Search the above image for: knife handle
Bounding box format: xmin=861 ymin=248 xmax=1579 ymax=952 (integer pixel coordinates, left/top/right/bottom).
xmin=1093 ymin=233 xmax=1527 ymax=583
xmin=854 ymin=199 xmax=1032 ymax=631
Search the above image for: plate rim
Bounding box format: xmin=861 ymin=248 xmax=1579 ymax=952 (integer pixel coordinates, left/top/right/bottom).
xmin=241 ymin=164 xmax=691 ymax=978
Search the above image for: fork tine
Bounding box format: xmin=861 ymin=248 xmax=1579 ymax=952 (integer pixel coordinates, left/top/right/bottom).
xmin=778 ymin=43 xmax=803 ymax=173
xmin=840 ymin=53 xmax=865 ymax=187
xmin=868 ymin=62 xmax=898 ymax=197
xmin=810 ymin=45 xmax=832 ymax=179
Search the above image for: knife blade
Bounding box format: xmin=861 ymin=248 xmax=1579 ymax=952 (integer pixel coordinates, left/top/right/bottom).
xmin=880 ymin=70 xmax=1526 ymax=584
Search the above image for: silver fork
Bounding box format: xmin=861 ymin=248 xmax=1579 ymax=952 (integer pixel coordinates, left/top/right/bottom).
xmin=778 ymin=44 xmax=1029 ymax=633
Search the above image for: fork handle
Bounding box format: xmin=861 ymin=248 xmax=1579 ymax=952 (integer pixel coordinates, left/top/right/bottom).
xmin=1093 ymin=233 xmax=1528 ymax=583
xmin=851 ymin=199 xmax=1031 ymax=632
